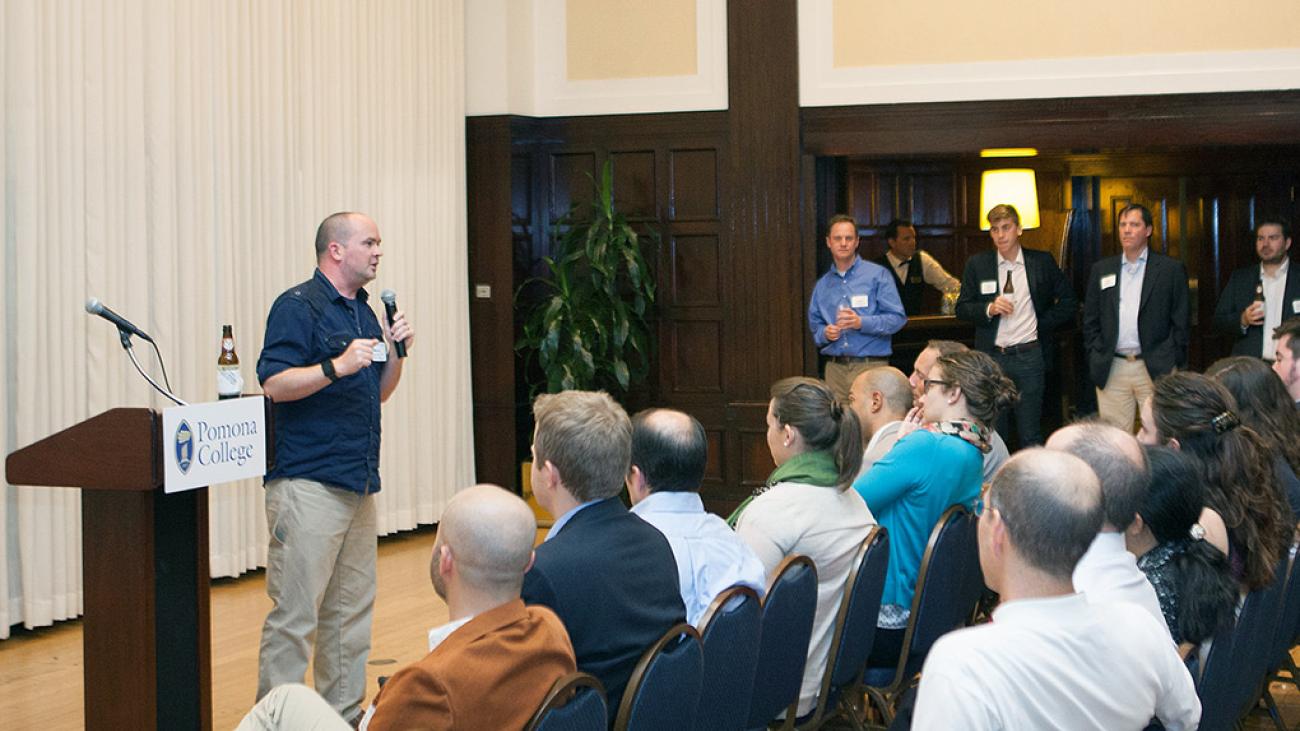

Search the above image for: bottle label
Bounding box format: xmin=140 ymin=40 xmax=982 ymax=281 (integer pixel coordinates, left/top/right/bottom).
xmin=222 ymin=338 xmax=234 ymax=351
xmin=217 ymin=366 xmax=244 ymax=397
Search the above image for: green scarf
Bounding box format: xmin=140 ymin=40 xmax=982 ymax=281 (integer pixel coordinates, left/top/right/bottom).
xmin=726 ymin=450 xmax=840 ymax=527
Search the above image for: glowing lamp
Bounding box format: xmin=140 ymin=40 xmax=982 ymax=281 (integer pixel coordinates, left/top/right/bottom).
xmin=980 ymin=169 xmax=1040 ymax=230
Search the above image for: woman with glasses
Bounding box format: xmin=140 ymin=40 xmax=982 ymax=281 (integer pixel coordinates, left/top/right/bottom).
xmin=851 ymin=349 xmax=1018 ymax=669
xmin=733 ymin=377 xmax=876 ymax=718
xmin=1137 ymin=371 xmax=1290 ymax=591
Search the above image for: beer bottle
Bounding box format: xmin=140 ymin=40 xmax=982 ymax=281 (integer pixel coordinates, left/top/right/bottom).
xmin=1255 ymin=281 xmax=1265 ymax=304
xmin=217 ymin=324 xmax=243 ymax=399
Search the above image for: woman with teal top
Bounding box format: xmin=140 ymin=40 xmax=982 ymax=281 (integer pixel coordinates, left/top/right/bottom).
xmin=732 ymin=377 xmax=876 ymax=719
xmin=853 ymin=348 xmax=1018 ymax=670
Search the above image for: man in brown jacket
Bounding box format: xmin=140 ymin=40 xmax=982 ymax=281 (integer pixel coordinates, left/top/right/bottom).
xmin=238 ymin=484 xmax=576 ymax=730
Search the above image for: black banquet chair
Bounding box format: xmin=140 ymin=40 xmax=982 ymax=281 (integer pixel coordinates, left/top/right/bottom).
xmin=745 ymin=554 xmax=819 ymax=731
xmin=613 ymin=622 xmax=704 ymax=731
xmin=526 ymin=671 xmax=608 ymax=731
xmin=694 ymin=584 xmax=763 ymax=731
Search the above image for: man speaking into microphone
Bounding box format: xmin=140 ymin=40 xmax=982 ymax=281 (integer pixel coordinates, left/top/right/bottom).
xmin=254 ymin=211 xmax=414 ymax=724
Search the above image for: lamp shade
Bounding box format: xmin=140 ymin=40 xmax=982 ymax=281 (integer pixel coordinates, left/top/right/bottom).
xmin=980 ymin=169 xmax=1040 ymax=230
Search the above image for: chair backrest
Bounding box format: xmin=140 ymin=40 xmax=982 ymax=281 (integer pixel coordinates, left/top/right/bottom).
xmin=875 ymin=505 xmax=982 ymax=690
xmin=1197 ymin=555 xmax=1289 ymax=730
xmin=1271 ymin=526 xmax=1300 ymax=669
xmin=614 ymin=623 xmax=703 ymax=731
xmin=526 ymin=672 xmax=608 ymax=731
xmin=693 ymin=585 xmax=762 ymax=731
xmin=746 ymin=554 xmax=819 ymax=729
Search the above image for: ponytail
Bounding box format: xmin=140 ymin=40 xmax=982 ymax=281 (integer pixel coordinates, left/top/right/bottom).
xmin=1174 ymin=539 xmax=1239 ymax=644
xmin=832 ymin=403 xmax=863 ymax=489
xmin=771 ymin=377 xmax=863 ymax=490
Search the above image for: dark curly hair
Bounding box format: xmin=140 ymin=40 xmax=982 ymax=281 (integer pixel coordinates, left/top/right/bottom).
xmin=1207 ymin=356 xmax=1300 ymax=478
xmin=934 ymin=350 xmax=1019 ymax=429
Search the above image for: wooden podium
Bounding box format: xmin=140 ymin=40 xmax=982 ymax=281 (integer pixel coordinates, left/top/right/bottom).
xmin=5 ymin=408 xmax=212 ymax=730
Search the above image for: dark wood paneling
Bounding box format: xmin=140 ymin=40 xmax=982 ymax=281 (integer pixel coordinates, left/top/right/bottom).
xmin=612 ymin=150 xmax=658 ymax=219
xmin=668 ymin=320 xmax=723 ymax=393
xmin=466 ymin=116 xmax=518 ymax=491
xmin=549 ymin=151 xmax=597 ymax=223
xmin=670 ymin=149 xmax=720 ymax=220
xmin=670 ymin=235 xmax=721 ymax=307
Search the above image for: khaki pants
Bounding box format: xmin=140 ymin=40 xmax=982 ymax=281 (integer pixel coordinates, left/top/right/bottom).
xmin=825 ymin=358 xmax=889 ymax=404
xmin=257 ymin=478 xmax=377 ymax=722
xmin=1095 ymin=357 xmax=1154 ymax=433
xmin=238 ymin=684 xmax=352 ymax=731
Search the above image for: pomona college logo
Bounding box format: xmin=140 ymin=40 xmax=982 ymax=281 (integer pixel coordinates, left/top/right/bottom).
xmin=175 ymin=419 xmax=194 ymax=474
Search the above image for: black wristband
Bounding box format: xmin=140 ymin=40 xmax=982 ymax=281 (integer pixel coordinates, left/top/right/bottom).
xmin=321 ymin=358 xmax=340 ymax=382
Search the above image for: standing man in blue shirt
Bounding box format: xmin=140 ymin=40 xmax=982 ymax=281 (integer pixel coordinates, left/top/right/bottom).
xmin=255 ymin=211 xmax=415 ymax=724
xmin=809 ymin=214 xmax=907 ymax=402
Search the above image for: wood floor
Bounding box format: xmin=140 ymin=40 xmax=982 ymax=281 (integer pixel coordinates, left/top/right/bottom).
xmin=2 ymin=523 xmax=1298 ymax=730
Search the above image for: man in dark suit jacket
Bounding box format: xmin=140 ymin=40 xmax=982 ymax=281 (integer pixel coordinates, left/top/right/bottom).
xmin=956 ymin=204 xmax=1077 ymax=448
xmin=522 ymin=390 xmax=687 ymax=725
xmin=1083 ymin=203 xmax=1190 ymax=430
xmin=1212 ymin=217 xmax=1299 ymax=361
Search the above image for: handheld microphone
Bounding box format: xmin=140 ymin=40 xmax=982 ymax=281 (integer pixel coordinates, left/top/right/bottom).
xmin=85 ymin=297 xmax=154 ymax=343
xmin=379 ymin=289 xmax=407 ymax=358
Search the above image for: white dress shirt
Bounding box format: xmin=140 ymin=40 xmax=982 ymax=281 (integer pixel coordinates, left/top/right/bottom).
xmin=994 ymin=248 xmax=1039 ymax=348
xmin=736 ymin=481 xmax=875 ymax=716
xmin=1072 ymin=531 xmax=1170 ymax=636
xmin=631 ymin=491 xmax=767 ymax=627
xmin=913 ymin=593 xmax=1200 ymax=731
xmin=1117 ymin=248 xmax=1148 ymax=355
xmin=885 ymin=249 xmax=960 ymax=293
xmin=1262 ymin=258 xmax=1290 ymax=360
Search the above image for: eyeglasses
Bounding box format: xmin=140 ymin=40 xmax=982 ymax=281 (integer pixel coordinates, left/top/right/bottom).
xmin=923 ymin=379 xmax=954 ymax=390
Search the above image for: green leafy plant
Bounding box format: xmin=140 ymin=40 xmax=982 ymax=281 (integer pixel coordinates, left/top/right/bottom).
xmin=516 ymin=160 xmax=658 ymax=395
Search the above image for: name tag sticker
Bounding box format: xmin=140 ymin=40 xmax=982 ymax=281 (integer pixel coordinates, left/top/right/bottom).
xmin=980 ymin=280 xmax=997 ymax=295
xmin=851 ymin=294 xmax=869 ymax=308
xmin=1100 ymin=274 xmax=1117 ymax=290
xmin=372 ymin=341 xmax=389 ymax=362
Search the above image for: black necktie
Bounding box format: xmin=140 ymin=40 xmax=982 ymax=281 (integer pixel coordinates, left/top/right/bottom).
xmin=1003 ymin=270 xmax=1014 ymax=295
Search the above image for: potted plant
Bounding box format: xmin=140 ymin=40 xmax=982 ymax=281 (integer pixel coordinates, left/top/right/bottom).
xmin=516 ymin=160 xmax=658 ymax=396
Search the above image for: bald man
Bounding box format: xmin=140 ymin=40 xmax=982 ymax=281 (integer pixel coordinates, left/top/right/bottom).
xmin=913 ymin=450 xmax=1199 ymax=730
xmin=627 ymin=408 xmax=766 ymax=626
xmin=240 ymin=485 xmax=576 ymax=731
xmin=847 ymin=366 xmax=913 ymax=476
xmin=1046 ymin=423 xmax=1168 ymax=635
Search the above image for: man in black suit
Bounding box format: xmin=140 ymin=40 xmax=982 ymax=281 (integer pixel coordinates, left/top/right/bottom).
xmin=875 ymin=217 xmax=960 ymax=315
xmin=522 ymin=390 xmax=686 ymax=724
xmin=955 ymin=204 xmax=1077 ymax=448
xmin=1212 ymin=217 xmax=1299 ymax=361
xmin=1275 ymin=319 xmax=1300 ymax=408
xmin=1083 ymin=203 xmax=1190 ymax=430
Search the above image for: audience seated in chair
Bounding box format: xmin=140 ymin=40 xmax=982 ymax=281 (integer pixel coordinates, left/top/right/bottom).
xmin=626 ymin=408 xmax=766 ymax=627
xmin=237 ymin=484 xmax=576 ymax=731
xmin=847 ymin=366 xmax=913 ymax=478
xmin=1128 ymin=445 xmax=1238 ymax=652
xmin=732 ymin=377 xmax=875 ymax=718
xmin=1046 ymin=421 xmax=1168 ymax=634
xmin=908 ymin=340 xmax=1010 ymax=482
xmin=522 ymin=390 xmax=687 ymax=725
xmin=911 ymin=449 xmax=1201 ymax=730
xmin=853 ymin=348 xmax=1015 ymax=670
xmin=1138 ymin=371 xmax=1291 ymax=592
xmin=1206 ymin=355 xmax=1300 ymax=521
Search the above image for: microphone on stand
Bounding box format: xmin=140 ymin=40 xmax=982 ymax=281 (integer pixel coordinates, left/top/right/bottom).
xmin=85 ymin=297 xmax=155 ymax=343
xmin=380 ymin=289 xmax=407 ymax=358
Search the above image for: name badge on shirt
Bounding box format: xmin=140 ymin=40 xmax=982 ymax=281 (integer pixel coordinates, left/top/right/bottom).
xmin=1293 ymin=298 xmax=1300 ymax=314
xmin=1100 ymin=274 xmax=1117 ymax=290
xmin=372 ymin=341 xmax=389 ymax=362
xmin=850 ymin=294 xmax=869 ymax=308
xmin=980 ymin=280 xmax=997 ymax=295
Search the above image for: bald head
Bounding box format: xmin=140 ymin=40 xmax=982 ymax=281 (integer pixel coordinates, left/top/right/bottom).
xmin=630 ymin=408 xmax=707 ymax=493
xmin=1045 ymin=421 xmax=1149 ymax=531
xmin=852 ymin=366 xmax=913 ymax=421
xmin=435 ymin=484 xmax=537 ymax=596
xmin=315 ymin=211 xmax=363 ymax=259
xmin=987 ymin=448 xmax=1104 ymax=579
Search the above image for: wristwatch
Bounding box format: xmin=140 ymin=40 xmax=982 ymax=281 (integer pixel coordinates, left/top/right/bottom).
xmin=321 ymin=358 xmax=340 ymax=382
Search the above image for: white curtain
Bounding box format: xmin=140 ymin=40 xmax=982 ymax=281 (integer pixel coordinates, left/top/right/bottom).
xmin=0 ymin=0 xmax=473 ymax=639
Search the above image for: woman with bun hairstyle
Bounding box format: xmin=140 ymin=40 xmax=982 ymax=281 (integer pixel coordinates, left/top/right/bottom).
xmin=733 ymin=377 xmax=876 ymax=718
xmin=1128 ymin=445 xmax=1238 ymax=650
xmin=1137 ymin=371 xmax=1290 ymax=591
xmin=852 ymin=348 xmax=1018 ymax=668
xmin=1206 ymin=355 xmax=1300 ymax=521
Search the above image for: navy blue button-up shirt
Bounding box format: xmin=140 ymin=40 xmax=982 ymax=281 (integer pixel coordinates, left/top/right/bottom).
xmin=257 ymin=269 xmax=385 ymax=494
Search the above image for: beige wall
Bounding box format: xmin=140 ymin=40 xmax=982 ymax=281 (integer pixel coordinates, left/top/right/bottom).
xmin=566 ymin=0 xmax=697 ymax=80
xmin=832 ymin=0 xmax=1300 ymax=67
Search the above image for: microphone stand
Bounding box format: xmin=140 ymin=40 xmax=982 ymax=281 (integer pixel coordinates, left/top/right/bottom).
xmin=118 ymin=327 xmax=189 ymax=406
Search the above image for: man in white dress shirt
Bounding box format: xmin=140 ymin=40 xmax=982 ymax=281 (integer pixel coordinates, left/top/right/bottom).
xmin=912 ymin=449 xmax=1200 ymax=731
xmin=1047 ymin=422 xmax=1169 ymax=634
xmin=627 ymin=408 xmax=767 ymax=626
xmin=847 ymin=366 xmax=912 ymax=478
